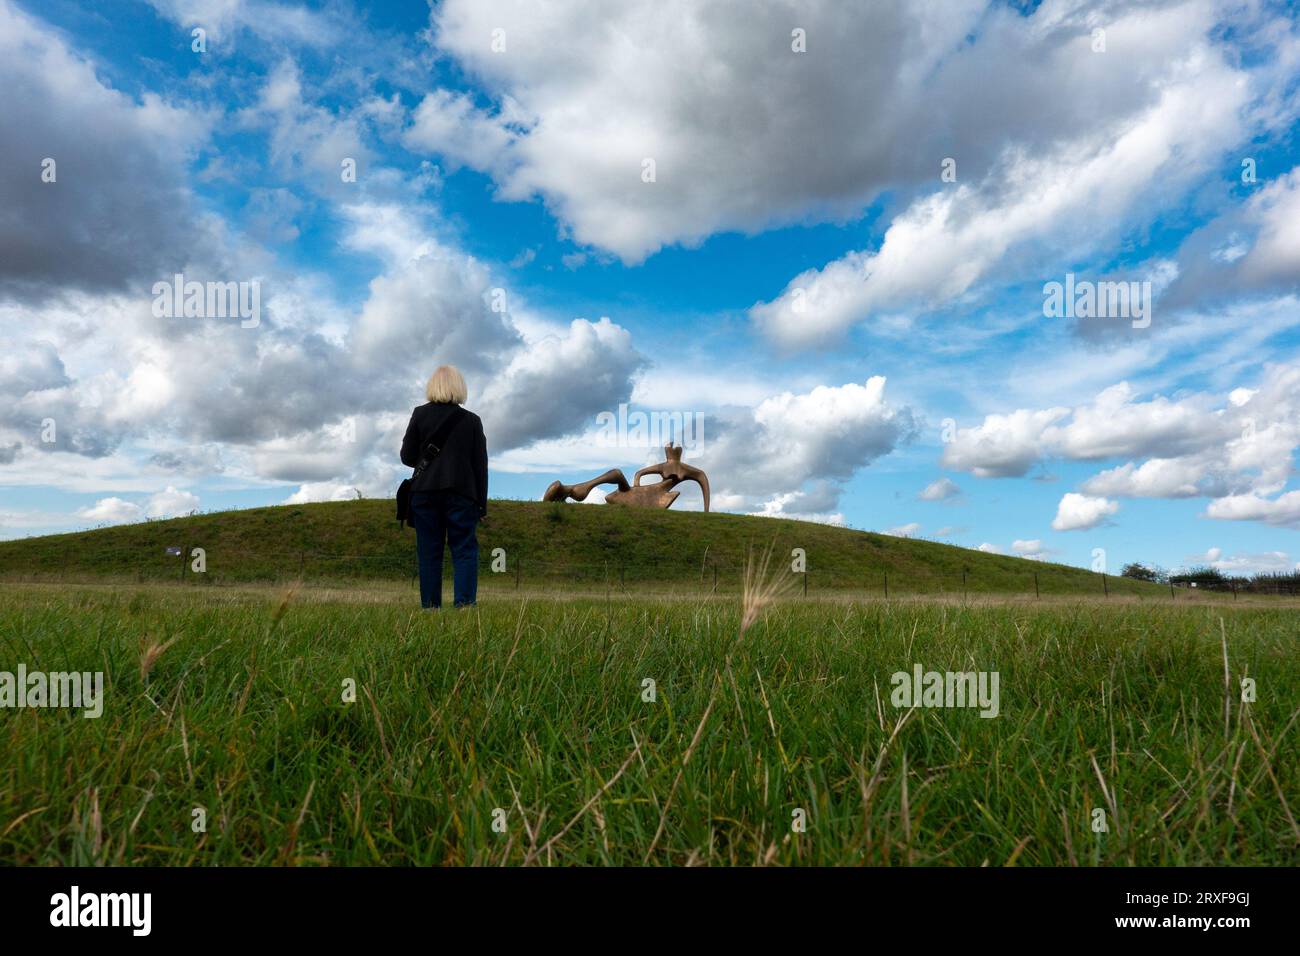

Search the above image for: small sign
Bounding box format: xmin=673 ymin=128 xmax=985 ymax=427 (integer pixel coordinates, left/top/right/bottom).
xmin=164 ymin=546 xmax=182 ymax=557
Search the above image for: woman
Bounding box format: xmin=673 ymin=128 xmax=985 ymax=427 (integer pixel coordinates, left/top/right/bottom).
xmin=400 ymin=365 xmax=488 ymax=609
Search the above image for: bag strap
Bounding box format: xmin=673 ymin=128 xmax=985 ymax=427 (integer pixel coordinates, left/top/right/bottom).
xmin=412 ymin=407 xmax=468 ymax=479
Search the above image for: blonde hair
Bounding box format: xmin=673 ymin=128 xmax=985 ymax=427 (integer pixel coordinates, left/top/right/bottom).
xmin=425 ymin=365 xmax=468 ymax=404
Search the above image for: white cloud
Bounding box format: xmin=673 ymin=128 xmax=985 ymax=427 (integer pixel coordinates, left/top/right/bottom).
xmin=492 ymin=377 xmax=916 ymax=518
xmin=421 ymin=0 xmax=990 ymax=263
xmin=751 ymin=495 xmax=846 ymax=526
xmin=145 ymin=486 xmax=200 ymax=518
xmin=977 ymin=542 xmax=1001 ymax=554
xmin=77 ymin=497 xmax=143 ymax=525
xmin=1081 ymin=457 xmax=1220 ymax=499
xmin=421 ymin=0 xmax=1280 ymax=280
xmin=1011 ymin=539 xmax=1049 ymax=560
xmin=695 ymin=376 xmax=917 ymax=513
xmin=749 ymin=482 xmax=844 ymax=524
xmin=941 ymin=408 xmax=1069 ymax=478
xmin=942 ymin=365 xmax=1300 ymax=530
xmin=918 ymin=477 xmax=961 ymax=501
xmin=403 ymin=89 xmax=522 ymax=173
xmin=1166 ymin=166 xmax=1300 ymax=305
xmin=0 ymin=0 xmax=212 ymax=301
xmin=943 ymin=383 xmax=1227 ymax=480
xmin=284 ymin=482 xmax=364 ymax=504
xmin=75 ymin=486 xmax=199 ymax=525
xmin=1236 ymin=168 xmax=1300 ymax=284
xmin=244 ymin=59 xmax=376 ymax=196
xmin=749 ymin=1 xmax=1261 ymax=345
xmin=1051 ymin=383 xmax=1220 ymax=461
xmin=478 ymin=318 xmax=645 ymax=451
xmin=1051 ymin=493 xmax=1118 ymax=531
xmin=1205 ymin=491 xmax=1300 ymax=529
xmin=1184 ymin=546 xmax=1297 ymax=575
xmin=145 ymin=1 xmax=346 ymax=48
xmin=252 ymin=418 xmax=378 ymax=482
xmin=884 ymin=523 xmax=921 ymax=538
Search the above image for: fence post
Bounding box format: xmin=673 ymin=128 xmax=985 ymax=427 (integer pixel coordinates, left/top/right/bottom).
xmin=1034 ymin=572 xmax=1039 ymax=599
xmin=803 ymin=570 xmax=808 ymax=598
xmin=1102 ymin=573 xmax=1108 ymax=598
xmin=180 ymin=542 xmax=187 ymax=583
xmin=883 ymin=571 xmax=888 ymax=599
xmin=1169 ymin=580 xmax=1175 ymax=600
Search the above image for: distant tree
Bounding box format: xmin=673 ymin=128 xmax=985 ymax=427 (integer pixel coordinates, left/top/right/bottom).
xmin=1120 ymin=562 xmax=1165 ymax=583
xmin=1248 ymin=571 xmax=1300 ymax=595
xmin=1170 ymin=565 xmax=1228 ymax=589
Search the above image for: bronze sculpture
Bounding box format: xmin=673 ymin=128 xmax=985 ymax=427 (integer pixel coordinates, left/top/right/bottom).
xmin=543 ymin=444 xmax=710 ymax=512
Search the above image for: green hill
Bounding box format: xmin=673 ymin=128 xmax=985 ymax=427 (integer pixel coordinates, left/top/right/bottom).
xmin=0 ymin=498 xmax=1165 ymax=597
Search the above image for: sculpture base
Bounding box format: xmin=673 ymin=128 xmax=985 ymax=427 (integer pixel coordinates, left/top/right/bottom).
xmin=606 ymin=484 xmax=680 ymax=509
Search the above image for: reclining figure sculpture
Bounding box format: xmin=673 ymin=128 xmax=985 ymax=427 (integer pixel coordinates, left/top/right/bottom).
xmin=543 ymin=444 xmax=710 ymax=512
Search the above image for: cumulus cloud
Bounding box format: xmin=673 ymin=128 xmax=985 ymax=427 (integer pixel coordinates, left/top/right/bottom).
xmin=943 ymin=366 xmax=1300 ymax=530
xmin=0 ymin=185 xmax=647 ymax=501
xmin=76 ymin=486 xmax=200 ymax=525
xmin=242 ymin=59 xmax=377 ymax=197
xmin=747 ymin=481 xmax=845 ymax=524
xmin=0 ymin=9 xmax=649 ymax=504
xmin=918 ymin=477 xmax=961 ymax=501
xmin=418 ymin=0 xmax=1003 ymax=263
xmin=145 ymin=0 xmax=345 ymax=46
xmin=1051 ymin=493 xmax=1118 ymax=531
xmin=1082 ymin=459 xmax=1207 ymax=499
xmin=1011 ymin=539 xmax=1051 ymax=560
xmin=884 ymin=522 xmax=921 ymax=538
xmin=403 ymin=89 xmax=523 ymax=173
xmin=0 ymin=0 xmax=212 ymax=302
xmin=478 ymin=318 xmax=644 ymax=451
xmin=418 ymin=0 xmax=1294 ymax=304
xmin=145 ymin=486 xmax=200 ymax=518
xmin=751 ymin=494 xmax=845 ymax=526
xmin=747 ymin=0 xmax=1275 ymax=344
xmin=1183 ymin=547 xmax=1298 ymax=575
xmin=284 ymin=482 xmax=364 ymax=504
xmin=1163 ymin=165 xmax=1300 ymax=308
xmin=1205 ymin=491 xmax=1300 ymax=529
xmin=501 ymin=376 xmax=917 ymax=516
xmin=941 ymin=408 xmax=1069 ymax=478
xmin=695 ymin=376 xmax=917 ymax=514
xmin=77 ymin=497 xmax=144 ymax=525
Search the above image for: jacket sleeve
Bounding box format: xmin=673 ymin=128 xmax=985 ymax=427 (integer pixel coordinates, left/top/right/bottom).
xmin=400 ymin=409 xmax=420 ymax=468
xmin=474 ymin=416 xmax=489 ymax=516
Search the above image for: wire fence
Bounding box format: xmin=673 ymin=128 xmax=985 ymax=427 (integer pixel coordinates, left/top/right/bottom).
xmin=3 ymin=544 xmax=1294 ymax=601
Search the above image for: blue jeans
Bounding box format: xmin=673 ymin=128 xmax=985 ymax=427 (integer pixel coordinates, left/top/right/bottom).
xmin=410 ymin=491 xmax=479 ymax=608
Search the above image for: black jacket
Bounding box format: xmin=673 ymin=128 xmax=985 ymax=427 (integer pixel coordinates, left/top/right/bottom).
xmin=400 ymin=402 xmax=489 ymax=516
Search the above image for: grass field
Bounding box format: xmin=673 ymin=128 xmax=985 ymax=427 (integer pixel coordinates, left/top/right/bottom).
xmin=2 ymin=579 xmax=1296 ymax=866
xmin=0 ymin=499 xmax=1170 ymax=597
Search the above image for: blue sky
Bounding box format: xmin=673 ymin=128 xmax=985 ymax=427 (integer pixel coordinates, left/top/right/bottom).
xmin=2 ymin=0 xmax=1300 ymax=578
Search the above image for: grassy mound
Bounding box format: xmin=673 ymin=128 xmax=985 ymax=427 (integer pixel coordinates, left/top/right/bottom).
xmin=0 ymin=498 xmax=1160 ymax=596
